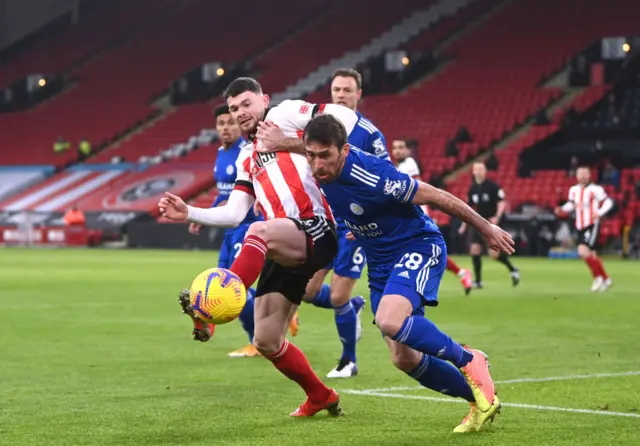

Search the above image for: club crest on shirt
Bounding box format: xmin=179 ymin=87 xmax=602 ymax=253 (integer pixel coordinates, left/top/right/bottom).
xmin=350 ymin=203 xmax=364 ymax=215
xmin=383 ymin=178 xmax=406 ymax=198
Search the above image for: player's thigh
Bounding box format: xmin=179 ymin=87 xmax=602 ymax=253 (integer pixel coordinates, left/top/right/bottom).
xmin=247 ymin=219 xmax=307 ymax=267
xmin=253 ymin=291 xmax=296 ymax=354
xmin=303 ymin=268 xmax=330 ymax=302
xmin=384 ymin=337 xmax=423 ymax=372
xmin=375 ymin=239 xmax=447 ymax=336
xmin=331 ymin=234 xmax=365 ymax=306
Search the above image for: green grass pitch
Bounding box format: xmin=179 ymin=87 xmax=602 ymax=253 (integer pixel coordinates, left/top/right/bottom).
xmin=1 ymin=249 xmax=639 ymax=445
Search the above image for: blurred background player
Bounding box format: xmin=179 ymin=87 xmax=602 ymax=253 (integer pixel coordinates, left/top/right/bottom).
xmin=459 ymin=162 xmax=520 ymax=288
xmin=392 ymin=139 xmax=473 ymax=295
xmin=301 ymin=68 xmax=388 ymax=378
xmin=555 ymin=166 xmax=613 ymax=291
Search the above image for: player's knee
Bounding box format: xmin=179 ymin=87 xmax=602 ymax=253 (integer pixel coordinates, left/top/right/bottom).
xmin=577 ymin=244 xmax=591 ymax=258
xmin=252 ymin=333 xmax=283 ymax=356
xmin=246 ymin=221 xmax=269 ymax=240
xmin=470 ymin=244 xmax=482 ymax=256
xmin=390 ymin=349 xmax=422 ymax=373
xmin=330 ymin=292 xmax=350 ymax=308
xmin=375 ymin=312 xmax=404 ymax=338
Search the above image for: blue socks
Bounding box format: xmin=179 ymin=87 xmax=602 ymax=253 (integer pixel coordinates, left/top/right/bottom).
xmin=390 ymin=316 xmax=473 ymax=368
xmin=334 ymin=302 xmax=357 ymax=363
xmin=310 ymin=284 xmax=332 ymax=309
xmin=237 ymin=287 xmax=256 ymax=342
xmin=310 ymin=284 xmax=363 ymax=364
xmin=408 ymin=354 xmax=475 ymax=402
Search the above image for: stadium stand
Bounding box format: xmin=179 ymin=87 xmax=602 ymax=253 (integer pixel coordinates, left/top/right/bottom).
xmin=0 ymin=0 xmax=329 ymax=168
xmin=1 ymin=0 xmax=639 ymax=247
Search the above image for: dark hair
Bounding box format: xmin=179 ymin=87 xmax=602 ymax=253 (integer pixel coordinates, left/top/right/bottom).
xmin=331 ymin=68 xmax=362 ymax=90
xmin=214 ymin=104 xmax=230 ymax=118
xmin=223 ymin=77 xmax=262 ymax=99
xmin=303 ymin=114 xmax=348 ymax=149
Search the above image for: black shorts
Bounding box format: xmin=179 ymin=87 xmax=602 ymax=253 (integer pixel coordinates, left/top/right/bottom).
xmin=469 ymin=226 xmax=485 ymax=246
xmin=255 ymin=216 xmax=337 ymax=305
xmin=468 ymin=219 xmax=504 ymax=247
xmin=578 ymin=222 xmax=600 ymax=250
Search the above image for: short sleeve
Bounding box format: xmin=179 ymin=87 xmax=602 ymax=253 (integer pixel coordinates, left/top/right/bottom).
xmin=375 ymin=160 xmax=419 ymax=204
xmin=320 ymin=103 xmax=359 ymax=135
xmin=265 ymin=100 xmax=358 ymax=137
xmin=264 ymin=100 xmax=312 ymax=138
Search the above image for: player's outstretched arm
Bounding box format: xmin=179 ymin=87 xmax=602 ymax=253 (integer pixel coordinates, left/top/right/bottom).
xmin=158 ymin=189 xmax=254 ymax=228
xmin=412 ymin=182 xmax=515 ymax=254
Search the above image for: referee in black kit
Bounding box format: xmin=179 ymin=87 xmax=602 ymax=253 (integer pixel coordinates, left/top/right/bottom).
xmin=458 ymin=162 xmax=520 ymax=288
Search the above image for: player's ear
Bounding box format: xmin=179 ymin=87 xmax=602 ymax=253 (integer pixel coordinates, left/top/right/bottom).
xmin=262 ymin=94 xmax=270 ymax=108
xmin=341 ymin=143 xmax=350 ymax=156
xmin=356 ymin=89 xmax=362 ymax=101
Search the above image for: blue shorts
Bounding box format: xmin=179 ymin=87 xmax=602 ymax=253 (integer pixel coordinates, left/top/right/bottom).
xmin=218 ymin=224 xmax=251 ymax=269
xmin=368 ymin=237 xmax=447 ymax=319
xmin=325 ymin=227 xmax=366 ymax=279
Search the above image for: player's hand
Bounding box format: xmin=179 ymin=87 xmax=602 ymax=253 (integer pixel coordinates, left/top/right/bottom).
xmin=482 ymin=224 xmax=515 ymax=255
xmin=188 ymin=222 xmax=202 ymax=234
xmin=158 ymin=192 xmax=188 ymax=221
xmin=256 ymin=121 xmax=285 ymax=152
xmin=345 ymin=231 xmax=356 ymax=241
xmin=489 ymin=216 xmax=499 ymax=225
xmin=554 ymin=207 xmax=565 ymax=217
xmin=458 ymin=224 xmax=467 ymax=235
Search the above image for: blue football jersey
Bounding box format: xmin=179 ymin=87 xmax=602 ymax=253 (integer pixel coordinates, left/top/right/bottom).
xmin=349 ymin=112 xmax=389 ymax=160
xmin=334 ymin=112 xmax=389 ymax=233
xmin=213 ymin=137 xmax=261 ymax=225
xmin=320 ymin=148 xmax=441 ymax=283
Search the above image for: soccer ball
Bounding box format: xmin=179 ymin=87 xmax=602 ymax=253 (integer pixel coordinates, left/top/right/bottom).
xmin=189 ymin=268 xmax=246 ymax=324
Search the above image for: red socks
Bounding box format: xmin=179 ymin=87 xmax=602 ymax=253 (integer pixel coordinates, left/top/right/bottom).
xmin=446 ymin=257 xmax=461 ymax=275
xmin=230 ymin=234 xmax=267 ymax=288
xmin=265 ymin=340 xmax=331 ymax=403
xmin=585 ymin=256 xmax=609 ymax=279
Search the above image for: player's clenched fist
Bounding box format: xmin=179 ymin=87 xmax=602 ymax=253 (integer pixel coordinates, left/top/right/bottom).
xmin=482 ymin=224 xmax=515 ymax=255
xmin=158 ymin=192 xmax=188 ymax=221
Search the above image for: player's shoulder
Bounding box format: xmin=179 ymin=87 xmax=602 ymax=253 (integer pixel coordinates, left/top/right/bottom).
xmin=355 ymin=112 xmax=380 ymax=135
xmin=400 ymin=157 xmax=420 ymax=173
xmin=265 ymin=99 xmax=312 ymax=121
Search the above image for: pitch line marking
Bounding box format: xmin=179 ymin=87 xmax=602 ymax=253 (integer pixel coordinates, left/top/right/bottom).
xmin=340 ymin=390 xmax=640 ymax=419
xmin=350 ymin=371 xmax=640 ymax=393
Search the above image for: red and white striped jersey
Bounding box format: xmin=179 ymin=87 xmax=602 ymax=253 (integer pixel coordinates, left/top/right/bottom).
xmin=233 ymin=100 xmax=358 ymax=221
xmin=561 ymin=183 xmax=612 ymax=230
